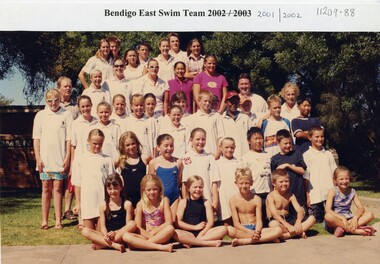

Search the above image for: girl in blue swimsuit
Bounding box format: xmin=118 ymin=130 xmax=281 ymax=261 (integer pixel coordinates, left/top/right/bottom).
xmin=148 ymin=134 xmax=183 ymax=221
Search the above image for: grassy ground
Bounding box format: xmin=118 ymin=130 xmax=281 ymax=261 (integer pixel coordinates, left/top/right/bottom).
xmin=350 ymin=179 xmax=380 ymax=199
xmin=0 ymin=188 xmax=87 ymax=246
xmin=1 ymin=185 xmax=379 ymax=246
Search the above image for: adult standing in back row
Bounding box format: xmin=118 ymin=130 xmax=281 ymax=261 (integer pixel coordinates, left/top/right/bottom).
xmin=193 ymin=55 xmax=228 ymax=114
xmin=78 ymin=38 xmax=113 ymax=89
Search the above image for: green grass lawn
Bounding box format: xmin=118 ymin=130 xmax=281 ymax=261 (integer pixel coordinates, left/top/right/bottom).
xmin=0 ymin=188 xmax=87 ymax=246
xmin=1 ymin=185 xmax=379 ymax=246
xmin=350 ymin=179 xmax=380 ymax=199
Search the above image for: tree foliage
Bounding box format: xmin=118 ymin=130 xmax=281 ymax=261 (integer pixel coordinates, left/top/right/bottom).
xmin=0 ymin=32 xmax=379 ymax=178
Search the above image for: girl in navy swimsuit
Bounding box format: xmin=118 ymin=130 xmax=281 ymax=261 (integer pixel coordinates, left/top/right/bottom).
xmin=81 ymin=174 xmax=136 ymax=252
xmin=173 ymin=175 xmax=227 ymax=248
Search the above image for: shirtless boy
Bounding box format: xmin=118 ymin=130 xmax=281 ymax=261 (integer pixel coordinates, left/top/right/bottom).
xmin=266 ymin=169 xmax=316 ymax=239
xmin=227 ymin=168 xmax=282 ymax=246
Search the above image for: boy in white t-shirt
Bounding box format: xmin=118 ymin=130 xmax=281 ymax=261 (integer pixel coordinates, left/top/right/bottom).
xmin=260 ymin=95 xmax=291 ymax=157
xmin=188 ymin=90 xmax=224 ymax=158
xmin=303 ymin=126 xmax=337 ymax=223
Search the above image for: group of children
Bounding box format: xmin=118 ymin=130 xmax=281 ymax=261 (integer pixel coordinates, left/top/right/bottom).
xmin=33 ymin=47 xmax=376 ymax=252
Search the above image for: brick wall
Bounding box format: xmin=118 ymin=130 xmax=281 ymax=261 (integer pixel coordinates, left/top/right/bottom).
xmin=0 ymin=106 xmax=43 ymax=188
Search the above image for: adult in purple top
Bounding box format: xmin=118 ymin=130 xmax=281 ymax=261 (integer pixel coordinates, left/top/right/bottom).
xmin=168 ymin=61 xmax=193 ymax=114
xmin=193 ymin=55 xmax=228 ymax=114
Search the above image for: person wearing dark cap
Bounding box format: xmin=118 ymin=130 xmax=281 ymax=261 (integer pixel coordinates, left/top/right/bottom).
xmin=220 ymin=91 xmax=251 ymax=159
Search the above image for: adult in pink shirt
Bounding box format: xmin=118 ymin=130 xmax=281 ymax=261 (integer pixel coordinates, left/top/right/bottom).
xmin=168 ymin=61 xmax=193 ymax=113
xmin=193 ymin=55 xmax=228 ymax=113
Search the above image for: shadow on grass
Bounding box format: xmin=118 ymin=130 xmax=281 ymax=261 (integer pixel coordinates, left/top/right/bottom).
xmin=0 ymin=188 xmax=41 ymax=215
xmin=350 ymin=178 xmax=380 ymax=193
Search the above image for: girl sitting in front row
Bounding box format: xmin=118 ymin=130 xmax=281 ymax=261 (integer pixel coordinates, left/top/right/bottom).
xmin=324 ymin=166 xmax=376 ymax=237
xmin=122 ymin=174 xmax=175 ymax=252
xmin=174 ymin=175 xmax=227 ymax=248
xmin=81 ymin=174 xmax=136 ymax=252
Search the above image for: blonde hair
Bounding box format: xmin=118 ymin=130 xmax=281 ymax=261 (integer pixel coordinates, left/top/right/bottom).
xmin=186 ymin=175 xmax=204 ymax=198
xmin=267 ymin=94 xmax=282 ymax=107
xmin=130 ymin=93 xmax=144 ymax=106
xmin=118 ymin=131 xmax=143 ymax=169
xmin=281 ymin=82 xmax=300 ymax=99
xmin=235 ymin=168 xmax=253 ymax=182
xmin=45 ymin=89 xmax=60 ymax=99
xmin=271 ymin=169 xmax=289 ymax=183
xmin=198 ymin=89 xmax=213 ymax=100
xmin=333 ymin=166 xmax=351 ymax=181
xmin=87 ymin=128 xmax=105 ymax=141
xmin=112 ymin=94 xmax=126 ymax=104
xmin=140 ymin=174 xmax=164 ymax=208
xmin=97 ymin=101 xmax=112 ymax=112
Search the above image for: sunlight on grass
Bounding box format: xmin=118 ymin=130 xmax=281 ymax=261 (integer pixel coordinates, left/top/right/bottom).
xmin=0 ymin=188 xmax=88 ymax=246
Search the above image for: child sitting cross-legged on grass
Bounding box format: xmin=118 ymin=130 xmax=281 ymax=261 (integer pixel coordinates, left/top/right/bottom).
xmin=267 ymin=169 xmax=316 ymax=239
xmin=81 ymin=174 xmax=136 ymax=252
xmin=227 ymin=168 xmax=283 ymax=246
xmin=324 ymin=166 xmax=376 ymax=237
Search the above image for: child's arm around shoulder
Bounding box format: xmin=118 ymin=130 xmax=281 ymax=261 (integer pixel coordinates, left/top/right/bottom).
xmin=142 ymin=153 xmax=153 ymax=166
xmin=124 ymin=199 xmax=134 ymax=223
xmin=147 ymin=157 xmax=157 ymax=174
xmin=99 ymin=201 xmax=108 ymax=236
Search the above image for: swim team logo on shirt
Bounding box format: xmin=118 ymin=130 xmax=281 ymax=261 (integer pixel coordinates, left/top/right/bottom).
xmin=207 ymin=81 xmax=217 ymax=88
xmin=183 ymin=157 xmax=192 ymax=165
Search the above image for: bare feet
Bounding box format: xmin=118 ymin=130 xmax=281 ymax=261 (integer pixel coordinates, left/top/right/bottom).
xmin=183 ymin=243 xmax=191 ymax=249
xmin=206 ymin=240 xmax=222 ymax=247
xmin=301 ymin=232 xmax=307 ymax=239
xmin=159 ymin=243 xmax=174 ymax=252
xmin=231 ymin=238 xmax=239 ymax=247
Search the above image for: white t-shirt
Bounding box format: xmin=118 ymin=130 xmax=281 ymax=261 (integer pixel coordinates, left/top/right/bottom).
xmin=155 ymin=54 xmax=177 ymax=84
xmin=169 ymin=50 xmax=188 ymax=63
xmin=221 ymin=112 xmax=251 ymax=159
xmin=94 ymin=120 xmax=121 ymax=161
xmin=124 ymin=114 xmax=157 ymax=156
xmin=303 ymin=147 xmax=337 ymax=204
xmin=32 ymin=107 xmax=73 ymax=172
xmin=216 ymin=156 xmax=239 ymax=220
xmin=250 ymin=93 xmax=268 ymax=115
xmin=281 ymin=103 xmax=300 ymax=122
xmin=70 ymin=115 xmax=98 ymax=186
xmin=124 ymin=64 xmax=145 ymax=81
xmin=131 ymin=74 xmax=169 ymax=114
xmin=158 ymin=123 xmax=190 ymax=159
xmin=110 ymin=112 xmax=128 ymax=134
xmin=81 ymin=55 xmax=113 ymax=83
xmin=182 ymin=149 xmax=219 ymax=202
xmin=188 ymin=110 xmax=224 ymax=154
xmin=240 ymin=150 xmax=272 ymax=194
xmin=79 ymin=151 xmax=114 ymax=219
xmin=105 ymin=76 xmax=131 ymax=115
xmin=81 ymin=84 xmax=112 ymax=117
